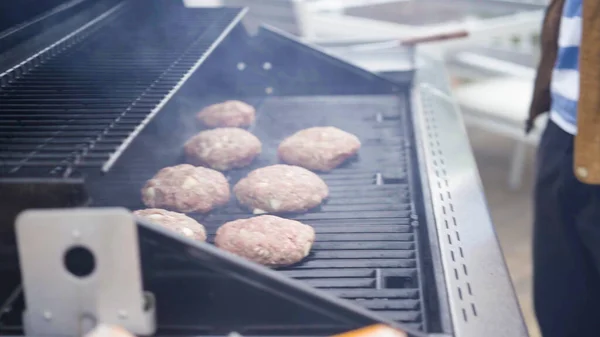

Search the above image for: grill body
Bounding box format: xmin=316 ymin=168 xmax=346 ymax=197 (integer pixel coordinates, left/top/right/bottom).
xmin=0 ymin=2 xmax=244 ymax=176
xmin=0 ymin=1 xmax=527 ymax=337
xmin=0 ymin=1 xmax=444 ymax=334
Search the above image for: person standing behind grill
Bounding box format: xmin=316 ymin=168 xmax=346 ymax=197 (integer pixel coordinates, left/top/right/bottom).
xmin=527 ymin=0 xmax=600 ymax=336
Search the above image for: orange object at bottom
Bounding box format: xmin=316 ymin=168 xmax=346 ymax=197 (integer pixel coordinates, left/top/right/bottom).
xmin=332 ymin=324 xmax=407 ymax=337
xmin=84 ymin=324 xmax=135 ymax=337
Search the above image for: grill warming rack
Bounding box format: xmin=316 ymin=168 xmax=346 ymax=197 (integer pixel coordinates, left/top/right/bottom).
xmin=0 ymin=0 xmax=245 ymax=176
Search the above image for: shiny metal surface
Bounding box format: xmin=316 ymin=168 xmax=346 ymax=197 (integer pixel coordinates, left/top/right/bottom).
xmin=411 ymin=53 xmax=528 ymax=337
xmin=16 ymin=208 xmax=155 ymax=336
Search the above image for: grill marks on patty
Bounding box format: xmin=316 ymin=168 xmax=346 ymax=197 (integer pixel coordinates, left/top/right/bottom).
xmin=278 ymin=126 xmax=361 ymax=172
xmin=234 ymin=164 xmax=329 ymax=214
xmin=215 ymin=215 xmax=315 ymax=267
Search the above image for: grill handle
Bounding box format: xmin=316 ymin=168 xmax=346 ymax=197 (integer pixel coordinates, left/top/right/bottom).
xmin=400 ymin=29 xmax=469 ymax=46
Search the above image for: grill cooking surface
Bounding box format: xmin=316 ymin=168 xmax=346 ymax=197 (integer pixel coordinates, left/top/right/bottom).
xmin=0 ymin=4 xmax=242 ymax=176
xmin=93 ymin=95 xmax=430 ymax=331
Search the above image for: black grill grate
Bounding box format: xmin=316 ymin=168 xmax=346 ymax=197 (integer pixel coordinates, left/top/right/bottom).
xmin=89 ymin=95 xmax=432 ymax=332
xmin=0 ymin=3 xmax=243 ymax=176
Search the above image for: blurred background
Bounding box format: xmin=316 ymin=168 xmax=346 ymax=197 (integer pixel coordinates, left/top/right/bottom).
xmin=184 ymin=0 xmax=548 ymax=335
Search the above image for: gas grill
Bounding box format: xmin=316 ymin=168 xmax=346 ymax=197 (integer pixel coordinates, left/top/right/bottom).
xmin=0 ymin=1 xmax=527 ymax=337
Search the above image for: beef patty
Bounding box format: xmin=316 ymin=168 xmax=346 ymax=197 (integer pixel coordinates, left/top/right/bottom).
xmin=278 ymin=126 xmax=361 ymax=171
xmin=134 ymin=208 xmax=207 ymax=241
xmin=215 ymin=215 xmax=315 ymax=267
xmin=196 ymin=100 xmax=256 ymax=128
xmin=184 ymin=128 xmax=261 ymax=171
xmin=141 ymin=164 xmax=230 ymax=213
xmin=234 ymin=164 xmax=329 ymax=214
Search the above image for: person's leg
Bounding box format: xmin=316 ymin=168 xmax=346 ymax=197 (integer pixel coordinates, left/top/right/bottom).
xmin=574 ymin=180 xmax=600 ymax=332
xmin=533 ymin=121 xmax=600 ymax=337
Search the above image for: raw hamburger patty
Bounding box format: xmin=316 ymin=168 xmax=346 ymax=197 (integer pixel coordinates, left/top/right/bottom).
xmin=134 ymin=208 xmax=207 ymax=241
xmin=278 ymin=126 xmax=361 ymax=171
xmin=196 ymin=100 xmax=256 ymax=128
xmin=234 ymin=164 xmax=329 ymax=214
xmin=215 ymin=215 xmax=315 ymax=267
xmin=184 ymin=128 xmax=262 ymax=171
xmin=141 ymin=164 xmax=230 ymax=213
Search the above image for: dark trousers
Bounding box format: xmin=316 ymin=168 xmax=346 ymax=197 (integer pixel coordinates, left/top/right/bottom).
xmin=534 ymin=120 xmax=600 ymax=337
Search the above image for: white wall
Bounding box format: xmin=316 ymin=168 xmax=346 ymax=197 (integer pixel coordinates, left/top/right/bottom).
xmin=183 ymin=0 xmax=223 ymax=7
